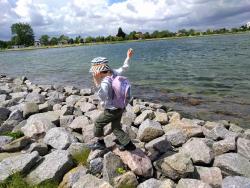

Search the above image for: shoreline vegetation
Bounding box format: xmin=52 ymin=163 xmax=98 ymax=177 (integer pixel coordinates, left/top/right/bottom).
xmin=1 ymin=74 xmax=250 ymax=187
xmin=1 ymin=31 xmax=250 ymax=52
xmin=0 ymin=22 xmax=250 ymax=51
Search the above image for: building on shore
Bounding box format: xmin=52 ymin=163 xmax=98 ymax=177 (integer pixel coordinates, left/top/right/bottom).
xmin=34 ymin=40 xmax=41 ymax=47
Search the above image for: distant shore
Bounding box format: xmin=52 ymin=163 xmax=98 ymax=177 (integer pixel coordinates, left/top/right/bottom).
xmin=1 ymin=31 xmax=249 ymax=52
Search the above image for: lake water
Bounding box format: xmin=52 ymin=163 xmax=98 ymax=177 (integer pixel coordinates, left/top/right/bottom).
xmin=1 ymin=33 xmax=250 ymax=127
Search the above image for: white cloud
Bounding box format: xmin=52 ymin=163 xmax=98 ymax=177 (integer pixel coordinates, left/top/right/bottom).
xmin=0 ymin=0 xmax=250 ymax=40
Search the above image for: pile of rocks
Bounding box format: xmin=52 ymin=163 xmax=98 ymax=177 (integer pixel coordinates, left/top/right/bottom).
xmin=1 ymin=74 xmax=250 ymax=188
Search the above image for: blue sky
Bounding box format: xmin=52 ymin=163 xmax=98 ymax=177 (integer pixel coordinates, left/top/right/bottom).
xmin=0 ymin=0 xmax=250 ymax=40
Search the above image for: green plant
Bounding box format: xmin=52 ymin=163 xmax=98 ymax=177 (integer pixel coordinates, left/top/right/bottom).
xmin=116 ymin=167 xmax=126 ymax=175
xmin=72 ymin=148 xmax=91 ymax=166
xmin=1 ymin=131 xmax=24 ymax=140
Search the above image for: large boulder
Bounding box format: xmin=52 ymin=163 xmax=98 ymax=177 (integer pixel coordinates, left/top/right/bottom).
xmin=69 ymin=116 xmax=90 ymax=130
xmin=145 ymin=135 xmax=172 ymax=154
xmin=213 ymin=153 xmax=250 ymax=177
xmin=154 ymin=152 xmax=194 ymax=180
xmin=212 ymin=137 xmax=236 ymax=156
xmin=134 ymin=110 xmax=155 ymax=126
xmin=237 ymin=137 xmax=250 ymax=160
xmin=1 ymin=136 xmax=32 ymax=152
xmin=203 ymin=126 xmax=238 ymax=141
xmin=43 ymin=127 xmax=77 ymax=149
xmin=22 ymin=102 xmax=39 ymax=118
xmin=60 ymin=115 xmax=75 ymax=127
xmin=26 ymin=150 xmax=74 ymax=185
xmin=113 ymin=171 xmax=138 ymax=188
xmin=25 ymin=93 xmax=45 ymax=104
xmin=137 ymin=178 xmax=162 ymax=188
xmin=0 ymin=107 xmax=10 ymax=122
xmin=138 ymin=119 xmax=164 ymax=142
xmin=0 ymin=151 xmax=39 ymax=182
xmin=84 ymin=109 xmax=103 ymax=122
xmin=79 ymin=102 xmax=96 ymax=113
xmin=222 ymin=176 xmax=250 ymax=188
xmin=176 ymin=179 xmax=212 ymax=188
xmin=154 ymin=111 xmax=169 ymax=125
xmin=72 ymin=174 xmax=112 ymax=188
xmin=165 ymin=128 xmax=187 ymax=147
xmin=0 ymin=136 xmax=13 ymax=149
xmin=103 ymin=152 xmax=125 ymax=185
xmin=89 ymin=157 xmax=103 ymax=175
xmin=113 ymin=148 xmax=153 ymax=177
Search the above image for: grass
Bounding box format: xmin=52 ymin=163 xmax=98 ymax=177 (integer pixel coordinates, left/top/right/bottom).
xmin=1 ymin=131 xmax=24 ymax=140
xmin=116 ymin=167 xmax=126 ymax=175
xmin=71 ymin=148 xmax=91 ymax=166
xmin=0 ymin=173 xmax=58 ymax=188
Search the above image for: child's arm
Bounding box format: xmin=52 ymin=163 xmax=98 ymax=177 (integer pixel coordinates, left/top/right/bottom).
xmin=114 ymin=48 xmax=133 ymax=75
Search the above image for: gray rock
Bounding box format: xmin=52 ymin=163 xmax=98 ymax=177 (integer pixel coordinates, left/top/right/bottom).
xmin=47 ymin=91 xmax=65 ymax=103
xmin=60 ymin=105 xmax=74 ymax=116
xmin=123 ymin=124 xmax=138 ymax=139
xmin=60 ymin=115 xmax=75 ymax=127
xmin=65 ymin=86 xmax=79 ymax=95
xmin=204 ymin=121 xmax=225 ymax=130
xmin=243 ymin=129 xmax=250 ymax=140
xmin=26 ymin=150 xmax=74 ymax=185
xmin=58 ymin=165 xmax=88 ymax=188
xmin=134 ymin=110 xmax=155 ymax=126
xmin=138 ymin=119 xmax=164 ymax=142
xmin=8 ymin=109 xmax=23 ymax=121
xmin=0 ymin=120 xmax=19 ymax=134
xmin=65 ymin=95 xmax=81 ymax=106
xmin=194 ymin=166 xmax=222 ymax=188
xmin=0 ymin=151 xmax=39 ymax=182
xmin=0 ymin=94 xmax=7 ymax=103
xmin=25 ymin=142 xmax=48 ymax=156
xmin=222 ymin=176 xmax=250 ymax=188
xmin=229 ymin=124 xmax=244 ymax=133
xmin=69 ymin=116 xmax=90 ymax=130
xmin=88 ymin=95 xmax=100 ymax=105
xmin=1 ymin=136 xmax=32 ymax=152
xmin=89 ymin=157 xmax=103 ymax=175
xmin=159 ymin=179 xmax=176 ymax=188
xmin=104 ymin=133 xmax=116 ymax=148
xmin=165 ymin=128 xmax=187 ymax=146
xmin=237 ymin=137 xmax=250 ymax=160
xmin=176 ymin=179 xmax=212 ymax=188
xmin=53 ymin=103 xmax=62 ymax=111
xmin=80 ymin=88 xmax=93 ymax=96
xmin=0 ymin=107 xmax=10 ymax=122
xmin=82 ymin=123 xmax=95 ymax=143
xmin=0 ymin=152 xmax=22 ymax=162
xmin=85 ymin=109 xmax=103 ymax=122
xmin=27 ymin=111 xmax=60 ymax=125
xmin=180 ymin=138 xmax=214 ymax=165
xmin=145 ymin=135 xmax=172 ymax=154
xmin=213 ymin=153 xmax=250 ymax=177
xmin=12 ymin=120 xmax=27 ymax=132
xmin=137 ymin=178 xmax=162 ymax=188
xmin=72 ymin=174 xmax=112 ymax=188
xmin=67 ymin=142 xmax=89 ymax=156
xmin=103 ymin=152 xmax=125 ymax=185
xmin=10 ymin=92 xmax=28 ymax=100
xmin=113 ymin=171 xmax=138 ymax=188
xmin=25 ymin=93 xmax=45 ymax=104
xmin=203 ymin=126 xmax=238 ymax=141
xmin=121 ymin=111 xmax=136 ymax=126
xmin=44 ymin=127 xmax=77 ymax=149
xmin=39 ymin=84 xmax=53 ymax=92
xmin=87 ymin=149 xmax=109 ymax=162
xmin=0 ymin=136 xmax=13 ymax=148
xmin=79 ymin=102 xmax=96 ymax=113
xmin=38 ymin=102 xmax=53 ymax=112
xmin=22 ymin=102 xmax=39 ymax=118
xmin=154 ymin=152 xmax=194 ymax=180
xmin=213 ymin=137 xmax=236 ymax=156
xmin=154 ymin=111 xmax=169 ymax=124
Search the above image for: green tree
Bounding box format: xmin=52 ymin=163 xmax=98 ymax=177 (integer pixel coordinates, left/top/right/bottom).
xmin=128 ymin=31 xmax=137 ymax=40
xmin=39 ymin=35 xmax=50 ymax=45
xmin=74 ymin=35 xmax=81 ymax=44
xmin=68 ymin=38 xmax=74 ymax=44
xmin=50 ymin=37 xmax=58 ymax=45
xmin=116 ymin=27 xmax=126 ymax=39
xmin=0 ymin=40 xmax=8 ymax=49
xmin=11 ymin=23 xmax=35 ymax=46
xmin=85 ymin=36 xmax=94 ymax=43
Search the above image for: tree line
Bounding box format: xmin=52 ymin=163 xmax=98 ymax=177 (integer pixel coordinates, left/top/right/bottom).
xmin=0 ymin=23 xmax=250 ymax=49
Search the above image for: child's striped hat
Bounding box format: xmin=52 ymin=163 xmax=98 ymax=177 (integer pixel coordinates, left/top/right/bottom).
xmin=89 ymin=57 xmax=111 ymax=73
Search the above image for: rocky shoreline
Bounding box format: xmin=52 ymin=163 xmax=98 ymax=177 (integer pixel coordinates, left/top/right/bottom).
xmin=1 ymin=74 xmax=250 ymax=188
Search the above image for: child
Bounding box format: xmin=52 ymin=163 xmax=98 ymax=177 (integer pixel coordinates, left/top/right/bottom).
xmin=89 ymin=48 xmax=136 ymax=151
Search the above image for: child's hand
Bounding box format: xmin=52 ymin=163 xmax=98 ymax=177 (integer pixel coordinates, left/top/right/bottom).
xmin=127 ymin=48 xmax=133 ymax=59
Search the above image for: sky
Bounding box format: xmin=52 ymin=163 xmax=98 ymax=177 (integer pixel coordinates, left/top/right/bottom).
xmin=0 ymin=0 xmax=250 ymax=40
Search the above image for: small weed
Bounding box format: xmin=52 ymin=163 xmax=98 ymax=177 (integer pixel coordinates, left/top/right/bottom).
xmin=1 ymin=131 xmax=24 ymax=140
xmin=72 ymin=148 xmax=91 ymax=166
xmin=116 ymin=167 xmax=126 ymax=175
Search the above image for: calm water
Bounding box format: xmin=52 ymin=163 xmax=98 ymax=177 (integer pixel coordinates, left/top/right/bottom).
xmin=1 ymin=33 xmax=250 ymax=127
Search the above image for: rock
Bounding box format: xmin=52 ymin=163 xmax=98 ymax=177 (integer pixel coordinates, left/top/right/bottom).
xmin=44 ymin=127 xmax=77 ymax=150
xmin=0 ymin=152 xmax=22 ymax=162
xmin=87 ymin=149 xmax=109 ymax=162
xmin=25 ymin=142 xmax=48 ymax=156
xmin=0 ymin=94 xmax=7 ymax=103
xmin=204 ymin=121 xmax=224 ymax=130
xmin=104 ymin=133 xmax=117 ymax=148
xmin=85 ymin=109 xmax=103 ymax=122
xmin=88 ymin=95 xmax=100 ymax=105
xmin=80 ymin=88 xmax=93 ymax=96
xmin=89 ymin=157 xmax=103 ymax=175
xmin=25 ymin=93 xmax=45 ymax=104
xmin=137 ymin=178 xmax=162 ymax=188
xmin=194 ymin=166 xmax=222 ymax=188
xmin=22 ymin=102 xmax=39 ymax=118
xmin=79 ymin=102 xmax=96 ymax=113
xmin=60 ymin=105 xmax=74 ymax=116
xmin=27 ymin=111 xmax=60 ymax=125
xmin=180 ymin=138 xmax=214 ymax=165
xmin=65 ymin=86 xmax=79 ymax=95
xmin=113 ymin=148 xmax=153 ymax=177
xmin=165 ymin=128 xmax=187 ymax=146
xmin=154 ymin=152 xmax=194 ymax=180
xmin=60 ymin=115 xmax=75 ymax=127
xmin=0 ymin=151 xmax=39 ymax=182
xmin=121 ymin=111 xmax=136 ymax=126
xmin=58 ymin=165 xmax=88 ymax=188
xmin=138 ymin=119 xmax=164 ymax=142
xmin=82 ymin=123 xmax=95 ymax=143
xmin=176 ymin=179 xmax=212 ymax=188
xmin=229 ymin=123 xmax=244 ymax=133
xmin=53 ymin=103 xmax=62 ymax=111
xmin=12 ymin=120 xmax=26 ymax=132
xmin=134 ymin=110 xmax=155 ymax=126
xmin=212 ymin=137 xmax=236 ymax=156
xmin=123 ymin=124 xmax=137 ymax=139
xmin=0 ymin=107 xmax=10 ymax=122
xmin=222 ymin=176 xmax=250 ymax=188
xmin=203 ymin=126 xmax=238 ymax=141
xmin=47 ymin=91 xmax=65 ymax=103
xmin=67 ymin=142 xmax=88 ymax=156
xmin=154 ymin=111 xmax=169 ymax=124
xmin=69 ymin=116 xmax=90 ymax=130
xmin=38 ymin=102 xmax=53 ymax=112
xmin=213 ymin=153 xmax=250 ymax=177
xmin=72 ymin=174 xmax=112 ymax=188
xmin=103 ymin=152 xmax=125 ymax=184
xmin=39 ymin=84 xmax=53 ymax=92
xmin=65 ymin=95 xmax=81 ymax=106
xmin=167 ymin=111 xmax=181 ymax=123
xmin=243 ymin=129 xmax=250 ymax=140
xmin=10 ymin=92 xmax=28 ymax=100
xmin=1 ymin=136 xmax=32 ymax=152
xmin=21 ymin=115 xmax=57 ymax=138
xmin=237 ymin=137 xmax=250 ymax=160
xmin=8 ymin=109 xmax=23 ymax=121
xmin=113 ymin=171 xmax=138 ymax=188
xmin=0 ymin=136 xmax=13 ymax=148
xmin=159 ymin=179 xmax=176 ymax=188
xmin=26 ymin=150 xmax=74 ymax=185
xmin=145 ymin=135 xmax=172 ymax=154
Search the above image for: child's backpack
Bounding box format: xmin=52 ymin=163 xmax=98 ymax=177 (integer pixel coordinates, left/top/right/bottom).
xmin=105 ymin=75 xmax=131 ymax=109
